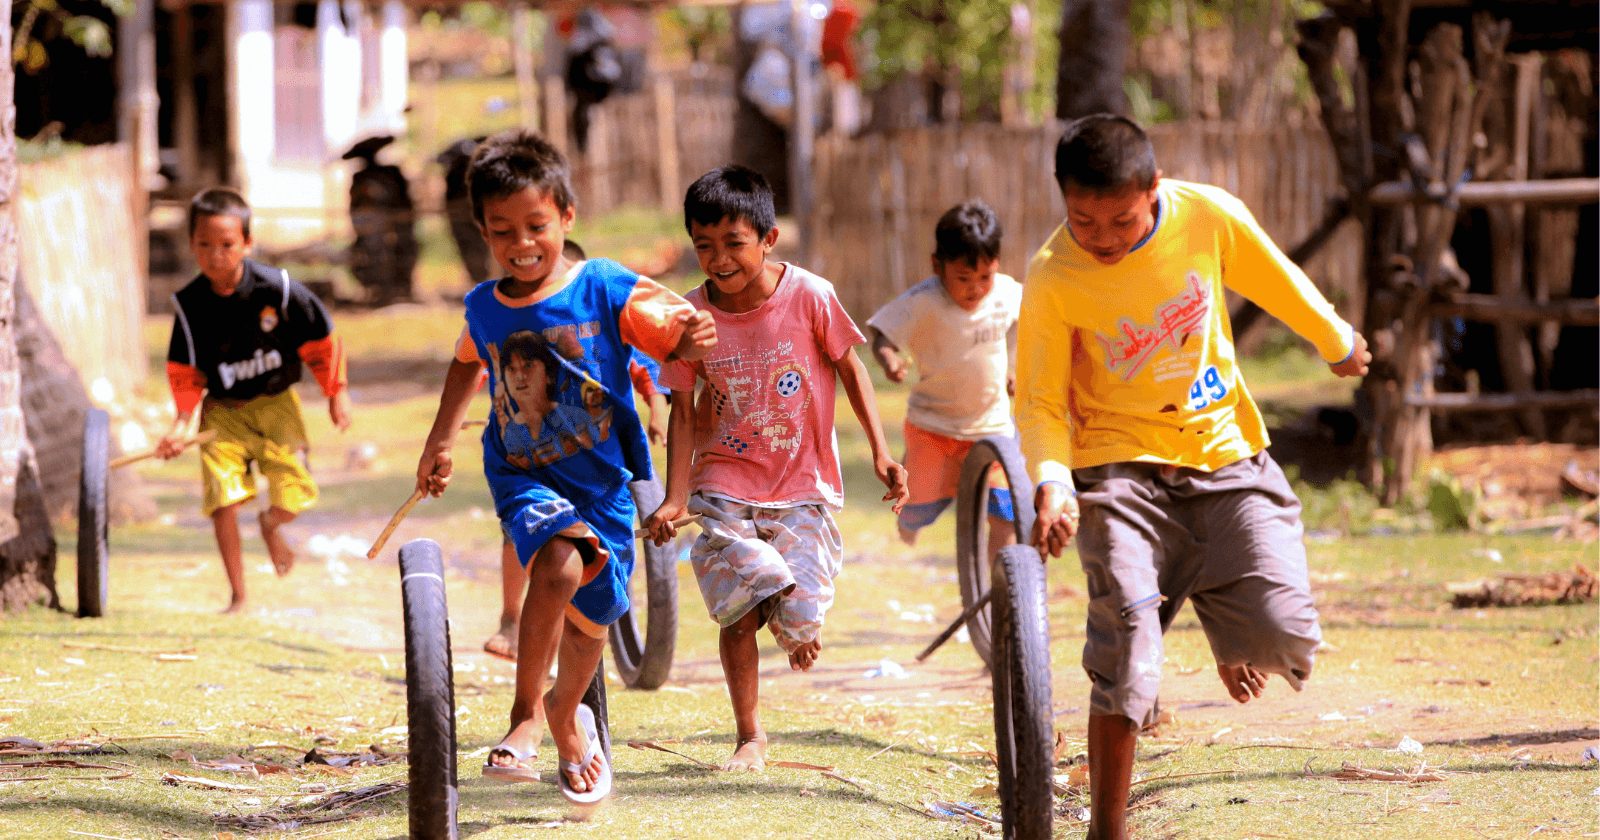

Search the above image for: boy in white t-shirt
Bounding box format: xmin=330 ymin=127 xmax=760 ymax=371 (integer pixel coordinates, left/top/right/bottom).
xmin=866 ymin=201 xmax=1022 ymax=554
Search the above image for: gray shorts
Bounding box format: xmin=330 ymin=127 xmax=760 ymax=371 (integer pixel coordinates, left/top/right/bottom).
xmin=1074 ymin=450 xmax=1321 ymax=726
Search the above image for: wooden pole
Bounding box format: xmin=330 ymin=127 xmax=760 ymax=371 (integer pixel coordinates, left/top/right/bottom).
xmin=1367 ymin=177 xmax=1600 ymax=206
xmin=173 ymin=3 xmax=199 ymax=187
xmin=1431 ymin=294 xmax=1600 ymax=327
xmin=1405 ymin=389 xmax=1599 ymax=412
xmin=511 ymin=3 xmax=539 ymax=132
xmin=653 ymin=75 xmax=681 ymax=212
xmin=788 ymin=0 xmax=816 ymax=267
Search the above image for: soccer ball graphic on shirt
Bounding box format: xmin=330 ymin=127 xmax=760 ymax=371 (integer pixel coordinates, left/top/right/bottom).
xmin=774 ymin=370 xmax=803 ymax=398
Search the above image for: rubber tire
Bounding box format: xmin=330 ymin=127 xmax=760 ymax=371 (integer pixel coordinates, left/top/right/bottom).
xmin=398 ymin=539 xmax=459 ymax=840
xmin=607 ymin=478 xmax=678 ymax=689
xmin=77 ymin=408 xmax=110 ymax=618
xmin=581 ymin=659 xmax=612 ymax=764
xmin=954 ymin=437 xmax=1035 ymax=667
xmin=990 ymin=543 xmax=1054 ymax=840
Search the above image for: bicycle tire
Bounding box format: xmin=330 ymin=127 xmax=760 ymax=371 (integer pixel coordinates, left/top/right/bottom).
xmin=77 ymin=409 xmax=110 ymax=618
xmin=954 ymin=437 xmax=1035 ymax=667
xmin=991 ymin=543 xmax=1054 ymax=839
xmin=608 ymin=478 xmax=678 ymax=689
xmin=398 ymin=539 xmax=459 ymax=840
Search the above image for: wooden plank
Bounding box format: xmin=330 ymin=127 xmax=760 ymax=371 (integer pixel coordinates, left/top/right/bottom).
xmin=1368 ymin=176 xmax=1599 ymax=205
xmin=1406 ymin=390 xmax=1599 ymax=411
xmin=1431 ymin=294 xmax=1599 ymax=326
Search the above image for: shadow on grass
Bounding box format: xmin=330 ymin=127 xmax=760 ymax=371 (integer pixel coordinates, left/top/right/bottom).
xmin=1425 ymin=727 xmax=1598 ymax=748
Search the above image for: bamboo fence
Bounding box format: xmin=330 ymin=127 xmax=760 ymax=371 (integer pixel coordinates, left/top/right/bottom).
xmin=17 ymin=143 xmax=147 ymax=397
xmin=809 ymin=121 xmax=1361 ymax=321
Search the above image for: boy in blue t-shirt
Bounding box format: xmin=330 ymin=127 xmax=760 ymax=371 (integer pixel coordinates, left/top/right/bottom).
xmin=414 ymin=129 xmax=714 ymax=803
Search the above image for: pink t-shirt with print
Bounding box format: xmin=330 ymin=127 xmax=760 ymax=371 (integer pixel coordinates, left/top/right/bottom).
xmin=661 ymin=263 xmax=865 ymax=508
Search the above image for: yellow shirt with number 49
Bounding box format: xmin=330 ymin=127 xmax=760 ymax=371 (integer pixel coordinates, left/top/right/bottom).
xmin=1016 ymin=179 xmax=1355 ymax=487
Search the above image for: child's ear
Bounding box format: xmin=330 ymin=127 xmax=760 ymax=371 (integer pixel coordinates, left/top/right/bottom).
xmin=561 ymin=204 xmax=576 ymax=232
xmin=762 ymin=225 xmax=779 ymax=251
xmin=930 ymin=254 xmax=942 ymax=275
xmin=475 ymin=221 xmax=489 ymax=242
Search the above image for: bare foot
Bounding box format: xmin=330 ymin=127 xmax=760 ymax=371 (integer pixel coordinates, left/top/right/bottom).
xmin=221 ymin=598 xmax=246 ymax=615
xmin=1217 ymin=663 xmax=1267 ymax=704
xmin=896 ymin=524 xmax=918 ymax=546
xmin=721 ymin=736 xmax=767 ymax=772
xmin=788 ymin=639 xmax=821 ymax=672
xmin=258 ymin=511 xmax=296 ymax=577
xmin=483 ymin=620 xmax=518 ymax=661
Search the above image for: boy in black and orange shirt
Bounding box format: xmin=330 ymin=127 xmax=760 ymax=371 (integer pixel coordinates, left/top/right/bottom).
xmin=158 ymin=188 xmax=351 ymax=613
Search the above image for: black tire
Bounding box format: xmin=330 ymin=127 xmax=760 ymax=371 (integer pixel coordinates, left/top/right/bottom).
xmin=77 ymin=409 xmax=110 ymax=618
xmin=398 ymin=539 xmax=459 ymax=840
xmin=607 ymin=478 xmax=678 ymax=689
xmin=954 ymin=437 xmax=1035 ymax=667
xmin=581 ymin=659 xmax=612 ymax=764
xmin=990 ymin=544 xmax=1054 ymax=840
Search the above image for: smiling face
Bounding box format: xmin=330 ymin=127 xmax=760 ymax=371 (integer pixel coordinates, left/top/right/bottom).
xmin=690 ymin=215 xmax=780 ymax=312
xmin=191 ymin=214 xmax=252 ymax=294
xmin=478 ymin=186 xmax=575 ymax=293
xmin=934 ymin=256 xmax=999 ymax=311
xmin=1064 ymin=176 xmax=1161 ymax=266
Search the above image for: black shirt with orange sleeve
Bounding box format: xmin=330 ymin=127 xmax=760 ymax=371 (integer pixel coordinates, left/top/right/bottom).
xmin=166 ymin=259 xmax=347 ymax=413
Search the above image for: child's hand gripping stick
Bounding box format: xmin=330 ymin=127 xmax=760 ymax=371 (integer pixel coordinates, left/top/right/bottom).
xmin=113 ymin=430 xmax=218 ymax=468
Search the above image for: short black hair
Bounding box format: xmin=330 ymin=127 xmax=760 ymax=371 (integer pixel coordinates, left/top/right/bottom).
xmin=189 ymin=187 xmax=252 ymax=238
xmin=683 ymin=165 xmax=776 ymax=237
xmin=500 ymin=330 xmax=562 ymax=402
xmin=933 ymin=200 xmax=1002 ymax=265
xmin=468 ymin=129 xmax=575 ymax=223
xmin=1053 ymin=114 xmax=1158 ymax=194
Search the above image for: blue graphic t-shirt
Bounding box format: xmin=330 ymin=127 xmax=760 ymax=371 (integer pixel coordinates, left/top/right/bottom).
xmin=463 ymin=259 xmax=661 ymax=508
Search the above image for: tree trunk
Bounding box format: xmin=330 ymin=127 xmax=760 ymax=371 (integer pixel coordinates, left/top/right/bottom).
xmin=0 ymin=5 xmax=60 ymax=613
xmin=1055 ymin=0 xmax=1132 ymax=119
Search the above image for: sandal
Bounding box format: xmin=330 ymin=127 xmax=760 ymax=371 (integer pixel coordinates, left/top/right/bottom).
xmin=482 ymin=740 xmax=540 ymax=783
xmin=557 ymin=704 xmax=611 ymax=804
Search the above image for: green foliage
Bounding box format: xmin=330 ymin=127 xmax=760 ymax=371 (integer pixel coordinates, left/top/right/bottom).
xmin=862 ymin=0 xmax=1014 ymax=119
xmin=12 ymin=0 xmax=125 ymax=74
xmin=664 ymin=6 xmax=732 ymax=63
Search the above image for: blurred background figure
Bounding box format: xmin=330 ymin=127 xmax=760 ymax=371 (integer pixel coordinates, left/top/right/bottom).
xmin=437 ymin=136 xmax=495 ymax=284
xmin=344 ymin=135 xmax=419 ymax=304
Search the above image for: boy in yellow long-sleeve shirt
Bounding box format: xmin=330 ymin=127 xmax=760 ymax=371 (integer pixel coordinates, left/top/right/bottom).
xmin=1015 ymin=114 xmax=1370 ymax=840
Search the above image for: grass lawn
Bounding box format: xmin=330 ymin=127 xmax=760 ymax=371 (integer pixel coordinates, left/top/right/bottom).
xmin=7 ymin=228 xmax=1597 ymax=837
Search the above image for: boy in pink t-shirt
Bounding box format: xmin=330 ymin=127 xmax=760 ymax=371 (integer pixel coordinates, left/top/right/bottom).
xmin=647 ymin=166 xmax=909 ymax=772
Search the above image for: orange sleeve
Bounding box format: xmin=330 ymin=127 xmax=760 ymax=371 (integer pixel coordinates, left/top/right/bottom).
xmin=297 ymin=333 xmax=348 ymax=397
xmin=455 ymin=325 xmax=483 ymax=364
xmin=166 ymin=362 xmax=207 ymax=416
xmin=628 ymin=359 xmax=659 ymax=398
xmin=618 ymin=277 xmax=693 ymax=362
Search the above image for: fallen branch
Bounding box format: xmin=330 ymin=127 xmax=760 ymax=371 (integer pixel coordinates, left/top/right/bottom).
xmin=212 ymin=781 xmax=406 ymax=830
xmin=626 ymin=739 xmax=717 ymax=769
xmin=1448 ymin=564 xmax=1596 ymax=608
xmin=61 ymin=641 xmax=197 ymax=656
xmin=161 ymin=772 xmax=260 ymax=792
xmin=0 ymin=759 xmax=134 ymax=782
xmin=1327 ymin=761 xmax=1448 ymax=783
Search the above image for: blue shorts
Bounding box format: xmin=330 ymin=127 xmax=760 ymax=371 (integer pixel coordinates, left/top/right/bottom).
xmin=898 ymin=488 xmax=1015 ymax=532
xmin=494 ymin=477 xmax=635 ymax=638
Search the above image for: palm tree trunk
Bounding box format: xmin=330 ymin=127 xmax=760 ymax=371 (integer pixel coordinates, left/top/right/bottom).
xmin=1055 ymin=0 xmax=1132 ymax=120
xmin=0 ymin=6 xmax=60 ymax=613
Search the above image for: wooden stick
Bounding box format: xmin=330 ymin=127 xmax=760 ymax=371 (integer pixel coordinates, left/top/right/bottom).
xmin=633 ymin=514 xmax=701 ymax=540
xmin=915 ymin=590 xmax=992 ymax=663
xmin=368 ymin=489 xmax=426 ymax=560
xmin=109 ymin=430 xmax=216 ymax=468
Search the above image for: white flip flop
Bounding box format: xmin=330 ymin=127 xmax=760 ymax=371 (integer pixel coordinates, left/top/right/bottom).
xmin=557 ymin=704 xmax=611 ymax=804
xmin=482 ymin=741 xmax=540 ymax=783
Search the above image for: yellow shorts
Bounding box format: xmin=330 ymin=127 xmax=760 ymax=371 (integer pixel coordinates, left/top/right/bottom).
xmin=198 ymin=389 xmax=318 ymax=517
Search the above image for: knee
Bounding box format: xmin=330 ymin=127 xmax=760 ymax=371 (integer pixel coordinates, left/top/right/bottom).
xmin=527 ymin=539 xmax=583 ymax=596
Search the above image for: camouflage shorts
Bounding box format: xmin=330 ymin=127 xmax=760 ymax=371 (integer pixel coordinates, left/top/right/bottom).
xmin=687 ymin=493 xmax=844 ymax=653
